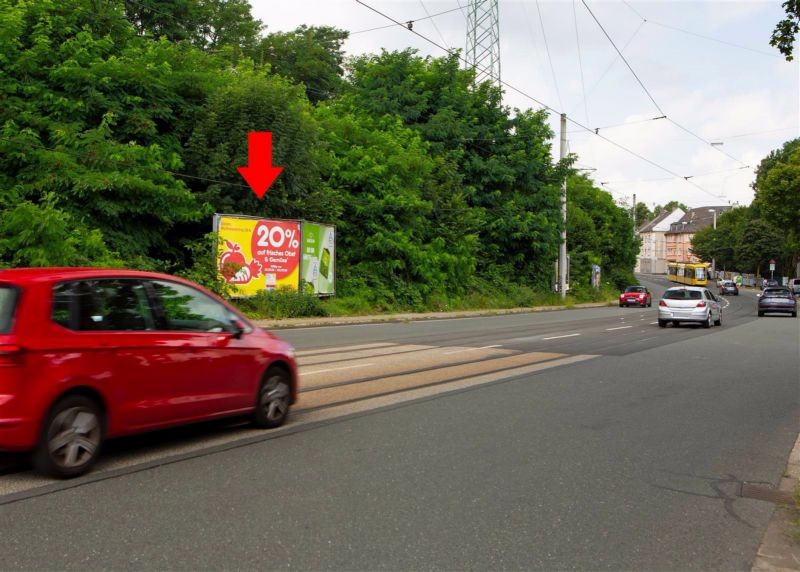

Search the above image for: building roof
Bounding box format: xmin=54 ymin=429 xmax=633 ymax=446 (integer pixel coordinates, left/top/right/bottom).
xmin=637 ymin=209 xmax=680 ymax=233
xmin=665 ymin=206 xmax=731 ymax=234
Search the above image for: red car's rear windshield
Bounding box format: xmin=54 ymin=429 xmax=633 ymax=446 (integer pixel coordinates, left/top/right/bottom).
xmin=0 ymin=285 xmax=19 ymax=334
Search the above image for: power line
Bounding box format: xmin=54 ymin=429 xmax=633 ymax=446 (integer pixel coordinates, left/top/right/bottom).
xmin=353 ymin=0 xmax=725 ymax=201
xmin=581 ymin=0 xmax=664 ymax=116
xmin=621 ymin=0 xmax=646 ymax=21
xmin=581 ymin=0 xmax=749 ymax=169
xmin=535 ymin=0 xmax=564 ymax=111
xmin=350 ymin=5 xmax=463 ymax=35
xmin=418 ymin=0 xmax=450 ymax=49
xmin=620 ymin=0 xmax=778 ymax=57
xmin=568 ymin=19 xmax=645 ymax=115
xmin=566 ymin=114 xmax=666 ymax=135
xmin=571 ymin=0 xmax=589 ymax=125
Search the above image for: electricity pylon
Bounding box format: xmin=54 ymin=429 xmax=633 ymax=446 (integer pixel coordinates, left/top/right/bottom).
xmin=466 ymin=0 xmax=501 ymax=86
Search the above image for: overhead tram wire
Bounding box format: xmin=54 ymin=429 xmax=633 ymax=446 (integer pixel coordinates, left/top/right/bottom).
xmin=535 ymin=0 xmax=565 ymax=112
xmin=571 ymin=0 xmax=590 ymax=125
xmin=619 ymin=2 xmax=779 ymax=59
xmin=351 ymin=5 xmax=463 ymax=35
xmin=580 ymin=0 xmax=663 ymax=116
xmin=418 ymin=0 xmax=450 ymax=49
xmin=580 ymin=0 xmax=750 ymax=169
xmin=353 ymin=0 xmax=725 ymax=201
xmin=567 ymin=18 xmax=644 ymax=116
xmin=566 ymin=114 xmax=666 ymax=135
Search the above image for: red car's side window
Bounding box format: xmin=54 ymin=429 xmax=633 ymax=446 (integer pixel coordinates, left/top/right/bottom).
xmin=52 ymin=279 xmax=155 ymax=331
xmin=150 ymin=280 xmax=243 ymax=333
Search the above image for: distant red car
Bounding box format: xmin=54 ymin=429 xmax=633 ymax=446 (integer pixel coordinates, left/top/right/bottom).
xmin=0 ymin=268 xmax=297 ymax=478
xmin=619 ymin=286 xmax=652 ymax=307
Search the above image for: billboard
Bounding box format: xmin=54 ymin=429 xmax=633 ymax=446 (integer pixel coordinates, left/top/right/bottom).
xmin=214 ymin=214 xmax=301 ymax=296
xmin=301 ymin=222 xmax=336 ymax=296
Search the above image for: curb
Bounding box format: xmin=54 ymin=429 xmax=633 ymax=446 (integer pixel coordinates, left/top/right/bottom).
xmin=751 ymin=431 xmax=800 ymax=571
xmin=251 ymin=301 xmax=617 ymax=330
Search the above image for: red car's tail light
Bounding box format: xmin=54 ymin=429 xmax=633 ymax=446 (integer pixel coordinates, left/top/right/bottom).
xmin=0 ymin=344 xmax=23 ymax=368
xmin=696 ymin=301 xmax=706 ymax=308
xmin=659 ymin=300 xmax=667 ymax=307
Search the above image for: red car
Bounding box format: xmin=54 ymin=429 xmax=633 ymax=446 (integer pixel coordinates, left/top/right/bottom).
xmin=619 ymin=286 xmax=652 ymax=307
xmin=0 ymin=268 xmax=298 ymax=478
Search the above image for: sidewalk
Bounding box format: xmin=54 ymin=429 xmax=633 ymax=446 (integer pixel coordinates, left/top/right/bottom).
xmin=752 ymin=432 xmax=800 ymax=571
xmin=251 ymin=301 xmax=615 ymax=329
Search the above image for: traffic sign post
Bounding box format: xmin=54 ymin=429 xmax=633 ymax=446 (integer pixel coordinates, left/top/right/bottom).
xmin=769 ymin=259 xmax=775 ymax=280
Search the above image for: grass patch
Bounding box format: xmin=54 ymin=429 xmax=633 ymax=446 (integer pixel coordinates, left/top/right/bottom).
xmin=233 ymin=288 xmax=329 ymax=320
xmin=230 ymin=279 xmax=619 ymax=320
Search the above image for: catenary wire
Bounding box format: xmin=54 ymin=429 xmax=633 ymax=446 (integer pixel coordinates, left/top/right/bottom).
xmin=352 ymin=0 xmax=725 ymax=200
xmin=581 ymin=0 xmax=749 ymax=168
xmin=351 ymin=5 xmax=463 ymax=34
xmin=619 ymin=1 xmax=780 ymax=59
xmin=571 ymin=0 xmax=590 ymax=125
xmin=418 ymin=0 xmax=450 ymax=49
xmin=567 ymin=19 xmax=645 ymax=116
xmin=535 ymin=0 xmax=565 ymax=112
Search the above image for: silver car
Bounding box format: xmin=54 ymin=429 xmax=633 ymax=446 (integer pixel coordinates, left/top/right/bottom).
xmin=658 ymin=286 xmax=722 ymax=328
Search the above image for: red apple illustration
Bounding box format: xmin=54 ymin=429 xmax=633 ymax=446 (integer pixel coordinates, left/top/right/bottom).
xmin=219 ymin=240 xmax=247 ymax=281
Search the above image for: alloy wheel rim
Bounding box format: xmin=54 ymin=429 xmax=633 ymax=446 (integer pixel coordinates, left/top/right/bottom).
xmin=262 ymin=376 xmax=290 ymax=423
xmin=47 ymin=407 xmax=100 ymax=469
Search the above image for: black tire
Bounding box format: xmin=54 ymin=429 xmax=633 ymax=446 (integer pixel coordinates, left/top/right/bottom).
xmin=648 ymin=301 xmax=652 ymax=308
xmin=33 ymin=395 xmax=103 ymax=479
xmin=672 ymin=321 xmax=679 ymax=327
xmin=254 ymin=366 xmax=292 ymax=429
xmin=703 ymin=313 xmax=711 ymax=328
xmin=714 ymin=315 xmax=721 ymax=326
xmin=619 ymin=304 xmax=624 ymax=308
xmin=658 ymin=320 xmax=667 ymax=328
xmin=758 ymin=311 xmax=764 ymax=317
xmin=792 ymin=312 xmax=797 ymax=318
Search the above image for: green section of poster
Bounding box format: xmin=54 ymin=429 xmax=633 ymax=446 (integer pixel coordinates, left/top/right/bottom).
xmin=301 ymin=222 xmax=336 ymax=295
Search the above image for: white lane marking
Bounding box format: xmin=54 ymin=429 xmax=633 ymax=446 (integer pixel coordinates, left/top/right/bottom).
xmin=442 ymin=344 xmax=502 ymax=355
xmin=606 ymin=325 xmax=633 ymax=331
xmin=542 ymin=333 xmax=582 ymax=340
xmin=638 ymin=337 xmax=656 ymax=342
xmin=304 ymin=363 xmax=376 ymax=375
xmin=296 ymin=343 xmax=395 ymax=357
xmin=649 ymin=321 xmax=659 ymax=324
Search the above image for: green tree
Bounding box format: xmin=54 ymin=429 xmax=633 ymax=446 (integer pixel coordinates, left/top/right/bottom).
xmin=0 ymin=0 xmax=208 ymax=265
xmin=653 ymin=200 xmax=688 ymax=217
xmin=634 ymin=202 xmax=653 ymax=227
xmin=185 ymin=71 xmax=334 ymax=222
xmin=568 ymin=175 xmax=639 ymax=289
xmin=753 ymin=138 xmax=800 ymax=242
xmin=771 ymin=0 xmax=800 ymax=60
xmin=345 ymin=50 xmax=562 ymax=288
xmin=259 ymin=25 xmax=349 ymax=103
xmin=0 ymin=198 xmax=120 ymax=267
xmin=123 ymin=0 xmax=202 ymax=41
xmin=735 ymin=219 xmax=787 ymax=274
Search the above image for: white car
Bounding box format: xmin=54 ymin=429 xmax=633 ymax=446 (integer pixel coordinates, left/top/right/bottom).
xmin=658 ymin=286 xmax=722 ymax=328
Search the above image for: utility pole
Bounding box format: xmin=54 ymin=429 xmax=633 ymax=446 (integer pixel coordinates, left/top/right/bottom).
xmin=632 ymin=193 xmax=637 ymax=234
xmin=559 ymin=113 xmax=567 ymax=299
xmin=709 ymin=208 xmax=717 ymax=278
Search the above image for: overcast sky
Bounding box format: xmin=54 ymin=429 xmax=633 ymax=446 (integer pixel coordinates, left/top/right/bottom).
xmin=253 ymin=0 xmax=798 ymax=210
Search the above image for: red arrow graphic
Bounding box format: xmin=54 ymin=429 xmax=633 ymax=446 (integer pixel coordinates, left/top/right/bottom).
xmin=237 ymin=132 xmax=283 ymax=199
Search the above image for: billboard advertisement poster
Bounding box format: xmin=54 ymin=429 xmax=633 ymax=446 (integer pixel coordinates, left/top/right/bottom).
xmin=214 ymin=215 xmax=301 ymax=295
xmin=301 ymin=222 xmax=336 ymax=295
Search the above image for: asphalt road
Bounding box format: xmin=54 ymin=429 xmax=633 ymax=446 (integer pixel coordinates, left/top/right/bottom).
xmin=0 ymin=275 xmax=797 ymax=570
